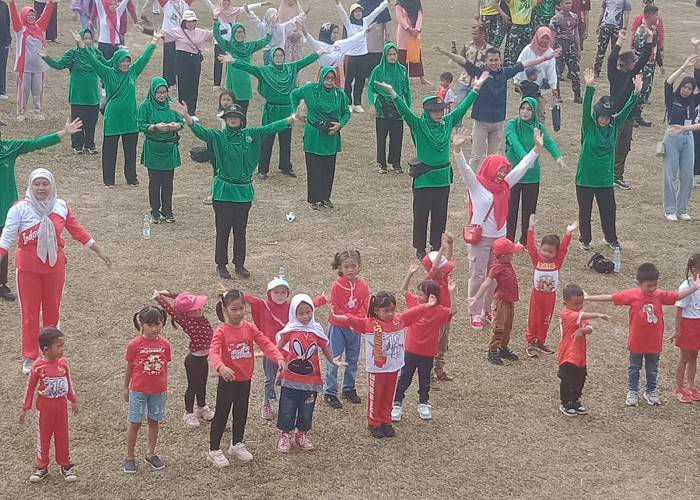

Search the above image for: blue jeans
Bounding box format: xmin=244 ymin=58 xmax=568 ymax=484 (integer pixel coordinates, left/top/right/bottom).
xmin=0 ymin=45 xmax=8 ymax=96
xmin=454 ymin=82 xmax=472 ymax=128
xmin=262 ymin=356 xmax=278 ymax=404
xmin=323 ymin=325 xmax=361 ymax=395
xmin=277 ymin=387 xmax=316 ymax=432
xmin=628 ymin=352 xmax=660 ymax=393
xmin=662 ymin=130 xmax=695 ymax=216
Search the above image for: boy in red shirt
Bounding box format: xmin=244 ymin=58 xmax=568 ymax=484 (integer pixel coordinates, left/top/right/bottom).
xmin=525 ymin=215 xmax=577 ymax=357
xmin=20 ymin=327 xmax=78 ymax=483
xmin=586 ymin=263 xmax=700 ymax=406
xmin=557 ymin=284 xmax=608 ymax=416
xmin=469 ymin=237 xmax=523 ymax=365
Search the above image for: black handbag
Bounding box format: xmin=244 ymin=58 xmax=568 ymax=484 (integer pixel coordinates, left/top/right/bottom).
xmin=377 ymin=95 xmax=400 ymax=120
xmin=588 ymin=252 xmax=614 ymax=273
xmin=312 ymin=115 xmax=339 ymax=134
xmin=408 ymin=158 xmax=449 ymax=178
xmin=190 ymin=147 xmax=210 ymax=162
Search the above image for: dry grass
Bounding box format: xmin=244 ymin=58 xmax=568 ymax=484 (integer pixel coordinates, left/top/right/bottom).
xmin=1 ymin=1 xmax=700 ymax=499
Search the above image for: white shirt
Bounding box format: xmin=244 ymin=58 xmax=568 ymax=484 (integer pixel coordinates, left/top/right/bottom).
xmin=337 ymin=0 xmax=388 ymax=56
xmin=677 ymin=280 xmax=700 ymax=319
xmin=513 ymin=46 xmax=558 ymax=95
xmin=363 ymin=328 xmax=405 ymax=373
xmin=306 ymin=30 xmax=367 ymax=68
xmin=248 ymin=10 xmax=305 ymax=49
xmin=95 ymin=0 xmax=130 ymax=45
xmin=453 ymin=149 xmax=538 ymax=238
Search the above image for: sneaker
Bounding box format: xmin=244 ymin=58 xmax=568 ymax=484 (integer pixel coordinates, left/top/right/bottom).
xmin=203 ymin=195 xmax=213 ymax=205
xmin=104 ymin=184 xmax=115 ymax=188
xmin=559 ymin=404 xmax=577 ymax=416
xmin=0 ymin=284 xmax=16 ymax=301
xmin=536 ymin=342 xmax=554 ymax=354
xmin=665 ymin=213 xmax=678 ymax=222
xmin=579 ymin=241 xmax=591 ymax=250
xmin=217 ymin=265 xmax=231 ymax=279
xmin=498 ymin=346 xmax=519 ymax=361
xmin=635 ymin=116 xmax=652 ymax=127
xmin=73 ymin=148 xmax=84 ymax=155
xmin=482 ymin=311 xmax=494 ymax=324
xmin=322 ymin=200 xmax=334 ymax=209
xmin=61 ymin=465 xmax=77 ymax=482
xmin=614 ymin=178 xmax=630 ymax=190
xmin=391 ymin=403 xmax=403 ymax=422
xmin=392 ymin=165 xmax=404 ymax=173
xmin=625 ymin=390 xmax=639 ymax=407
xmin=525 ymin=342 xmax=540 ymax=358
xmin=128 ymin=181 xmax=140 ymax=187
xmin=277 ymin=432 xmax=292 ymax=453
xmin=573 ymin=96 xmax=582 ymax=104
xmin=673 ymin=388 xmax=692 ymax=403
xmin=295 ymin=431 xmax=314 ymax=450
xmin=602 ymin=238 xmax=619 ymax=250
xmin=228 ymin=442 xmax=253 ymax=462
xmin=164 ymin=215 xmax=175 ymax=223
xmin=22 ymin=357 xmax=34 ymax=375
xmin=309 ymin=202 xmax=321 ymax=210
xmin=281 ymin=169 xmax=297 ymax=178
xmin=379 ymin=164 xmax=388 ymax=174
xmin=368 ymin=425 xmax=384 ymax=438
xmin=323 ymin=393 xmax=343 ymax=409
xmin=149 ymin=215 xmax=161 ymax=224
xmin=145 ymin=455 xmax=165 ymax=469
xmin=30 ymin=467 xmax=49 ymax=482
xmin=207 ymin=449 xmax=230 ymax=468
xmin=0 ymin=94 xmax=8 ymax=99
xmin=85 ymin=147 xmax=98 ymax=155
xmin=381 ymin=423 xmax=396 ymax=437
xmin=257 ymin=172 xmax=267 ymax=179
xmin=573 ymin=401 xmax=588 ymax=414
xmin=123 ymin=458 xmax=136 ymax=473
xmin=416 ymin=249 xmax=427 ymax=260
xmin=353 ymin=105 xmax=365 ymax=113
xmin=679 ymin=213 xmax=692 ymax=221
xmin=470 ymin=315 xmax=484 ymax=330
xmin=487 ymin=350 xmax=503 ymax=365
xmin=183 ymin=412 xmax=200 ymax=426
xmin=643 ymin=390 xmax=661 ymax=406
xmin=235 ymin=266 xmax=251 ymax=278
xmin=687 ymin=386 xmax=700 ymax=401
xmin=342 ymin=388 xmax=362 ymax=404
xmin=261 ymin=402 xmax=274 ymax=420
xmin=417 ymin=403 xmax=432 ymax=419
xmin=195 ymin=405 xmax=215 ymax=420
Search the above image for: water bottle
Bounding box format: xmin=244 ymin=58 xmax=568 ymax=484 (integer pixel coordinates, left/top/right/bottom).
xmin=613 ymin=246 xmax=621 ymax=273
xmin=278 ymin=266 xmax=285 ymax=280
xmin=143 ymin=214 xmax=151 ymax=240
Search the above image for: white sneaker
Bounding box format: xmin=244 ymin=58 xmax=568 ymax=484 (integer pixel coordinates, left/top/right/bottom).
xmin=22 ymin=357 xmax=34 ymax=375
xmin=207 ymin=449 xmax=230 ymax=468
xmin=665 ymin=213 xmax=678 ymax=222
xmin=183 ymin=412 xmax=200 ymax=426
xmin=354 ymin=105 xmax=365 ymax=113
xmin=417 ymin=403 xmax=432 ymax=420
xmin=228 ymin=442 xmax=253 ymax=462
xmin=391 ymin=403 xmax=403 ymax=422
xmin=0 ymin=94 xmax=8 ymax=100
xmin=643 ymin=390 xmax=661 ymax=406
xmin=679 ymin=213 xmax=692 ymax=221
xmin=626 ymin=390 xmax=639 ymax=407
xmin=196 ymin=405 xmax=215 ymax=421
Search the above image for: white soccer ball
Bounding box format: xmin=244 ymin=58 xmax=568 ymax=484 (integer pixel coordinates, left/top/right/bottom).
xmin=286 ymin=212 xmax=295 ymax=222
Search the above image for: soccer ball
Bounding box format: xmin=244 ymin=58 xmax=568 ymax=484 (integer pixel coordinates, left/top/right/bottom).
xmin=286 ymin=212 xmax=296 ymax=222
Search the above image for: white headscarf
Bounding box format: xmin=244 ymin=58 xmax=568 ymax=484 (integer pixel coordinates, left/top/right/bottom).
xmin=276 ymin=294 xmax=328 ymax=350
xmin=25 ymin=168 xmax=58 ymax=267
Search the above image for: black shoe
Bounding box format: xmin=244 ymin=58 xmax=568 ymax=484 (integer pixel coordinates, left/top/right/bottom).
xmin=322 ymin=200 xmax=334 ymax=209
xmin=614 ymin=178 xmax=631 ymax=190
xmin=309 ymin=202 xmax=321 ymax=210
xmin=323 ymin=394 xmax=343 ymax=409
xmin=281 ymin=169 xmax=297 ymax=178
xmin=164 ymin=215 xmax=175 ymax=223
xmin=342 ymin=389 xmax=362 ymax=404
xmin=416 ymin=249 xmax=427 ymax=260
xmin=487 ymin=350 xmax=503 ymax=365
xmin=634 ymin=116 xmax=652 ymax=127
xmin=128 ymin=180 xmax=140 ymax=187
xmin=499 ymin=346 xmax=519 ymax=361
xmin=150 ymin=214 xmax=161 ymax=224
xmin=0 ymin=284 xmax=16 ymax=301
xmin=380 ymin=423 xmax=396 ymax=437
xmin=258 ymin=172 xmax=267 ymax=179
xmin=368 ymin=425 xmax=384 ymax=439
xmin=217 ymin=265 xmax=231 ymax=279
xmin=392 ymin=165 xmax=404 ymax=173
xmin=379 ymin=164 xmax=388 ymax=174
xmin=573 ymin=96 xmax=582 ymax=104
xmin=235 ymin=266 xmax=251 ymax=278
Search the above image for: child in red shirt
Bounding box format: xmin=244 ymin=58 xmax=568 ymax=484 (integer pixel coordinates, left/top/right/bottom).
xmin=470 ymin=237 xmax=524 ymax=365
xmin=275 ymin=294 xmax=345 ymax=453
xmin=557 ymin=284 xmax=608 ymax=416
xmin=20 ymin=327 xmax=78 ymax=483
xmin=525 ymin=214 xmax=577 ymax=357
xmin=330 ymin=291 xmax=434 ymax=438
xmin=393 ymin=262 xmax=456 ymax=422
xmin=670 ymin=254 xmax=700 ymax=403
xmin=206 ymin=289 xmax=285 ymax=468
xmin=123 ymin=305 xmax=171 ymax=473
xmin=586 ymin=263 xmax=700 ymax=407
xmin=153 ymin=289 xmax=214 ymax=426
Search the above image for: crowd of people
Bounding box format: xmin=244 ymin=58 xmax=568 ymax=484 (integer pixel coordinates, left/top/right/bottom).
xmin=1 ymin=0 xmax=700 ymax=487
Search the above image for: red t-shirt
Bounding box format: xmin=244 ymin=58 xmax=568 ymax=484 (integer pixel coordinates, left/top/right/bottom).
xmin=488 ymin=261 xmax=519 ymax=303
xmin=612 ymin=288 xmax=679 ymax=354
xmin=278 ymin=330 xmax=329 ymax=391
xmin=327 ymin=276 xmax=370 ymax=325
xmin=558 ymin=308 xmax=591 ymax=367
xmin=23 ymin=357 xmax=77 ymax=410
xmin=125 ymin=335 xmax=172 ymax=393
xmin=209 ymin=321 xmax=284 ymax=381
xmin=527 ymin=229 xmax=570 ymax=292
xmin=404 ymin=292 xmax=453 ymax=356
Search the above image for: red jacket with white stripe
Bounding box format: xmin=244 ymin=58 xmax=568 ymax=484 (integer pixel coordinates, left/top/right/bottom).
xmin=0 ymin=199 xmax=93 ymax=273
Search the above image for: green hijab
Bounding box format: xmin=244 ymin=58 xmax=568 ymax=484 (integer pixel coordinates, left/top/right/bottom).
xmin=228 ymin=23 xmax=260 ymax=58
xmin=255 ymin=47 xmax=296 ymax=94
xmin=111 ymin=49 xmax=130 ymax=72
xmin=307 ymin=66 xmax=345 ymax=115
xmin=513 ymin=96 xmax=542 ymax=145
xmin=368 ymin=43 xmax=409 ymax=98
xmin=143 ymin=76 xmax=170 ymax=111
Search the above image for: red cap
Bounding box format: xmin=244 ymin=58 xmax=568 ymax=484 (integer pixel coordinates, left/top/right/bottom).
xmin=493 ymin=237 xmax=524 ymax=256
xmin=174 ymin=292 xmax=207 ymax=312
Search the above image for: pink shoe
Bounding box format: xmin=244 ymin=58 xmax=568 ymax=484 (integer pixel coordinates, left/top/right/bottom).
xmin=673 ymin=388 xmax=692 ymax=403
xmin=482 ymin=311 xmax=494 ymax=324
xmin=277 ymin=432 xmax=292 ymax=453
xmin=686 ymin=386 xmax=700 ymax=401
xmin=470 ymin=315 xmax=483 ymax=330
xmin=261 ymin=401 xmax=274 ymax=420
xmin=195 ymin=405 xmax=215 ymax=421
xmin=294 ymin=431 xmax=314 ymax=451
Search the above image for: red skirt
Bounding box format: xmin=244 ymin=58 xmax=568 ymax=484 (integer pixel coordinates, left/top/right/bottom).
xmin=676 ymin=317 xmax=700 ymax=350
xmin=398 ymin=49 xmax=424 ymax=78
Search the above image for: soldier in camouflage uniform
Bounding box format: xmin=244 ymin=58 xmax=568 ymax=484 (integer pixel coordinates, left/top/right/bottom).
xmin=550 ymin=0 xmax=581 ymax=102
xmin=504 ymin=0 xmax=536 ymax=65
xmin=629 ymin=3 xmax=663 ymax=127
xmin=531 ymin=0 xmax=555 ymax=30
xmin=478 ymin=0 xmax=511 ymax=49
xmin=593 ymin=0 xmax=631 ymax=77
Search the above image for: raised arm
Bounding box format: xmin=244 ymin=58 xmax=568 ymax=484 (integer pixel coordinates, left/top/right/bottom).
xmin=10 ymin=1 xmax=21 ymax=32
xmin=334 ymin=0 xmax=352 ymax=32
xmin=36 ymin=1 xmax=55 ymax=31
xmin=401 ymin=260 xmax=421 ymax=293
xmin=613 ymin=74 xmax=641 ymax=125
xmin=363 ymin=0 xmax=389 ymax=28
xmin=452 ymin=127 xmax=480 ymax=193
xmin=132 ymin=34 xmax=161 ymax=76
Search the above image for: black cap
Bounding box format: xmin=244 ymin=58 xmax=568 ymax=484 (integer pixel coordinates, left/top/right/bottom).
xmin=422 ymin=96 xmax=449 ymax=111
xmin=593 ymin=96 xmax=614 ymax=117
xmin=218 ymin=104 xmax=245 ymax=120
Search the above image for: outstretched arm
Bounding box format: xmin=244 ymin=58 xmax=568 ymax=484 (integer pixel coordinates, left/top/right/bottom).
xmin=401 ymin=260 xmax=422 ymax=293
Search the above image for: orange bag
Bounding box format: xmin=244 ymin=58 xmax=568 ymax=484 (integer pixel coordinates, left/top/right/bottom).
xmin=406 ymin=38 xmax=421 ymax=64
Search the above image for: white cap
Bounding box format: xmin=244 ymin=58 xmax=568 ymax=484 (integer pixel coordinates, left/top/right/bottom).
xmin=427 ymin=251 xmax=448 ymax=268
xmin=182 ymin=10 xmax=198 ymax=21
xmin=267 ymin=277 xmax=290 ymax=291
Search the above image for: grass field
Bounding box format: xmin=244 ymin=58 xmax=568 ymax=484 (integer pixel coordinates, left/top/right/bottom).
xmin=1 ymin=1 xmax=700 ymax=499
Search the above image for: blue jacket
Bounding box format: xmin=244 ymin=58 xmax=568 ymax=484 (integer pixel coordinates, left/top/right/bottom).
xmin=463 ymin=61 xmax=523 ymax=122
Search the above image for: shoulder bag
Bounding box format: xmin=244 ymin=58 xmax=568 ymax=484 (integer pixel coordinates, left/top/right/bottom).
xmin=462 ymin=202 xmax=494 ymax=244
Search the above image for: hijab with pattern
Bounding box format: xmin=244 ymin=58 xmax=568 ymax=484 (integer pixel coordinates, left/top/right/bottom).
xmin=25 ymin=168 xmax=59 ymax=266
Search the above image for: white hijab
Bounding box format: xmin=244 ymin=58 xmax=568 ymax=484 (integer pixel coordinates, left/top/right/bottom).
xmin=26 ymin=168 xmax=58 ymax=267
xmin=276 ymin=294 xmax=328 ymax=350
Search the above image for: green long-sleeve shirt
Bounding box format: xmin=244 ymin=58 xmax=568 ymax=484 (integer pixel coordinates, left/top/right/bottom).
xmin=576 ymin=86 xmax=638 ymax=188
xmin=191 ymin=119 xmax=292 ymax=202
xmin=137 ymin=107 xmax=184 ymax=171
xmin=44 ymin=48 xmax=107 ymax=106
xmin=214 ymin=22 xmax=271 ymax=101
xmin=80 ymin=44 xmax=156 ymax=135
xmin=0 ymin=133 xmax=61 ymax=226
xmin=393 ymin=88 xmax=478 ymax=188
xmin=232 ymin=52 xmax=319 ymax=124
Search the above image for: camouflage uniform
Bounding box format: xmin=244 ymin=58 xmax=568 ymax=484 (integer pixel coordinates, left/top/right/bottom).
xmin=505 ymin=23 xmax=533 ymax=66
xmin=631 ymin=23 xmax=659 ymax=117
xmin=482 ymin=14 xmax=510 ymax=49
xmin=550 ymin=10 xmax=581 ymax=99
xmin=594 ymin=25 xmax=618 ymax=76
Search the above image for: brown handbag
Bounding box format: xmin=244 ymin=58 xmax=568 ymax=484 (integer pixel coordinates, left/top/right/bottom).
xmin=463 ymin=202 xmax=494 ymax=244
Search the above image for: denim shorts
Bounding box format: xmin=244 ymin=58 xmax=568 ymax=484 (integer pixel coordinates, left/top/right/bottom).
xmin=128 ymin=390 xmax=167 ymax=422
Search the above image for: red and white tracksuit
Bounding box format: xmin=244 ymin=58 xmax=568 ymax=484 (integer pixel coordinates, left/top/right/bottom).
xmin=23 ymin=357 xmax=76 ymax=468
xmin=367 ymin=371 xmax=399 ymax=426
xmin=526 ymin=230 xmax=571 ymax=343
xmin=0 ymin=199 xmax=93 ymax=359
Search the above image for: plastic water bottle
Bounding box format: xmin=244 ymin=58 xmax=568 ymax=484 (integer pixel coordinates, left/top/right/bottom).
xmin=143 ymin=214 xmax=151 ymax=240
xmin=613 ymin=246 xmax=621 ymax=273
xmin=278 ymin=266 xmax=285 ymax=280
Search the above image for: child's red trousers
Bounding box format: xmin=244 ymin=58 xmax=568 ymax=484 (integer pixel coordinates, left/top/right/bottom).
xmin=366 ymin=371 xmax=399 ymax=426
xmin=526 ymin=288 xmax=557 ymax=343
xmin=36 ymin=396 xmax=71 ymax=468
